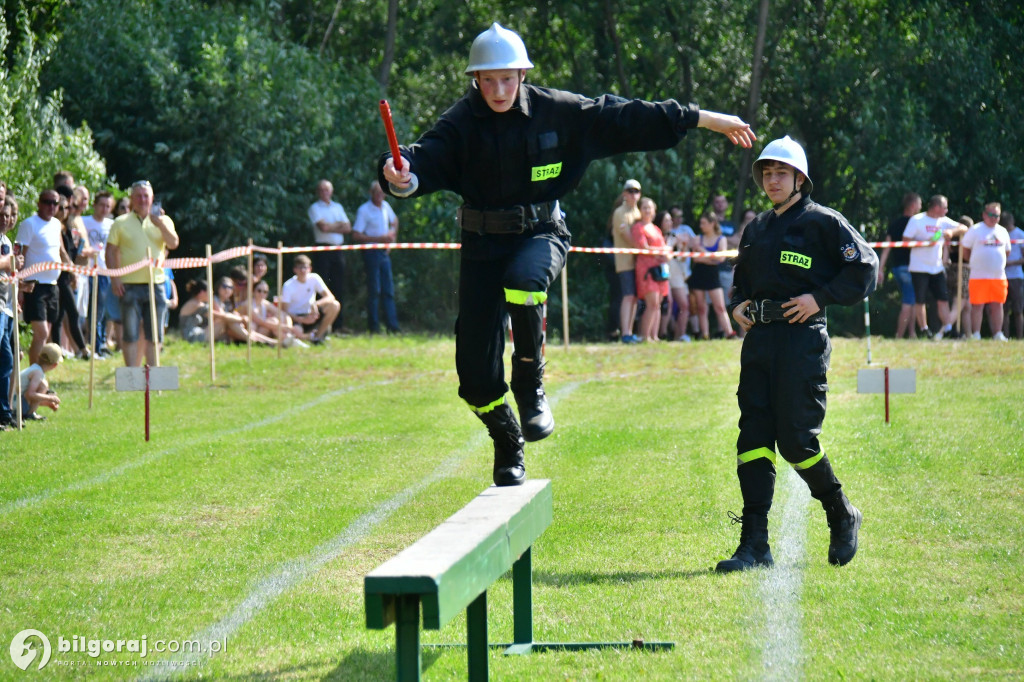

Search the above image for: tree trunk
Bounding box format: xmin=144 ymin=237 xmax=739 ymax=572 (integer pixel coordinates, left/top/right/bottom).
xmin=734 ymin=0 xmax=770 ymax=222
xmin=319 ymin=0 xmax=344 ymax=57
xmin=603 ymin=0 xmax=631 ymax=98
xmin=378 ymin=0 xmax=399 ymax=89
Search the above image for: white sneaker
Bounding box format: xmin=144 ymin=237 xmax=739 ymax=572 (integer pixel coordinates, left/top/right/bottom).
xmin=971 ymin=331 xmax=982 ymax=340
xmin=993 ymin=331 xmax=1008 ymax=341
xmin=677 ymin=334 xmax=692 ymax=343
xmin=292 ymin=339 xmax=310 ymax=348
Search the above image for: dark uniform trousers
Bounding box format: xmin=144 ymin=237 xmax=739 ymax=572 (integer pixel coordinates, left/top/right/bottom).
xmin=456 ymin=225 xmax=568 ymax=410
xmin=736 ymin=321 xmax=842 ymax=517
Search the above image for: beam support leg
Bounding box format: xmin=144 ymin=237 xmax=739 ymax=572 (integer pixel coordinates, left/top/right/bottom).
xmin=513 ymin=546 xmax=533 ymax=645
xmin=467 ymin=590 xmax=488 ymax=681
xmin=396 ymin=595 xmax=421 ymax=681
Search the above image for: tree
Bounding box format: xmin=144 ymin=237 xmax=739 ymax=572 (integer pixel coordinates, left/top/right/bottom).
xmin=0 ymin=6 xmax=107 ymax=204
xmin=47 ymin=0 xmax=384 ymax=253
xmin=40 ymin=0 xmax=1024 ymax=337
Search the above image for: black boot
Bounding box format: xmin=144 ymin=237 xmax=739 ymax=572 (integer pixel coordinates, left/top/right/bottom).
xmin=476 ymin=401 xmax=526 ymax=486
xmin=507 ymin=302 xmax=554 ymax=442
xmin=822 ymin=490 xmax=862 ymax=566
xmin=511 ymin=358 xmax=553 ymax=442
xmin=716 ymin=512 xmax=773 ymax=573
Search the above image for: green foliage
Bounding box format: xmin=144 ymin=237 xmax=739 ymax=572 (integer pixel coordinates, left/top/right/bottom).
xmin=47 ymin=0 xmax=384 ymax=255
xmin=0 ymin=7 xmax=108 ymax=204
xmin=35 ymin=0 xmax=1024 ymax=337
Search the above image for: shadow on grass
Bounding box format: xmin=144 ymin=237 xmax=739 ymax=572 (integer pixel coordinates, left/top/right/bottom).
xmin=533 ymin=568 xmax=711 ymax=586
xmin=211 ymin=661 xmax=329 ymax=681
xmin=322 ymin=646 xmax=445 ymax=681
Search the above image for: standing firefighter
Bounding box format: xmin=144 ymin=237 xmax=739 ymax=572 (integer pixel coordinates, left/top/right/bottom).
xmin=380 ymin=23 xmax=755 ymax=486
xmin=722 ymin=136 xmax=877 ymax=570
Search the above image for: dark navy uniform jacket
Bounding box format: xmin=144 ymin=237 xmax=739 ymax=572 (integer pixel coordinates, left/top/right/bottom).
xmin=377 ymin=81 xmax=700 ymax=251
xmin=729 ymin=196 xmax=878 ymax=315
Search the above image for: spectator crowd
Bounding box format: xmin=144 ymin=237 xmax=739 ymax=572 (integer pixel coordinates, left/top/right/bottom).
xmin=603 ymin=181 xmax=1021 ymax=343
xmin=1 ymin=172 xmax=406 ymax=430
xmin=1 ymin=168 xmax=1019 ymax=432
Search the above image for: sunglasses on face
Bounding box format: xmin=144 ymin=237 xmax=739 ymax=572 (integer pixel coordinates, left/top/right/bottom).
xmin=41 ymin=199 xmax=59 ymax=206
xmin=626 ymin=188 xmax=641 ymax=194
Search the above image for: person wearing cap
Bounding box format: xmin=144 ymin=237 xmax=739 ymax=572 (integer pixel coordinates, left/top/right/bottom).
xmin=379 ymin=22 xmax=755 ymax=487
xmin=721 ymin=136 xmax=877 ymax=571
xmin=612 ymin=179 xmax=643 ymax=343
xmin=15 ymin=189 xmax=66 ymax=365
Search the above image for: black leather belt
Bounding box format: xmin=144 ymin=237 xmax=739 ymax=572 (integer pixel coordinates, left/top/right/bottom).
xmin=458 ymin=201 xmax=561 ymax=235
xmin=746 ymin=299 xmax=826 ymax=324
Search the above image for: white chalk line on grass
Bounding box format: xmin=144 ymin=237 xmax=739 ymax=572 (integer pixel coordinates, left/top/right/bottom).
xmin=0 ymin=376 xmax=437 ymax=518
xmin=138 ymin=382 xmax=581 ymax=680
xmin=757 ymin=465 xmax=810 ymax=682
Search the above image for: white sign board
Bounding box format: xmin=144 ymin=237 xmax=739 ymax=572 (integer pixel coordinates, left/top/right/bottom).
xmin=115 ymin=366 xmax=180 ymax=392
xmin=857 ymin=368 xmax=916 ymax=394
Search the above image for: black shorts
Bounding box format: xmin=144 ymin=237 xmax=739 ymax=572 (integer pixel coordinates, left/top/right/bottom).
xmin=911 ymin=271 xmax=949 ymax=303
xmin=23 ymin=283 xmax=59 ymax=323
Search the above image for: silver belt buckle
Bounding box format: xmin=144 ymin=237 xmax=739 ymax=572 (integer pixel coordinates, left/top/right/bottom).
xmin=756 ymin=300 xmax=770 ymax=324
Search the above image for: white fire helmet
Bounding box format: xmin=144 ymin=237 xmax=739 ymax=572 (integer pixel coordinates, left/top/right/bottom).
xmin=465 ymin=23 xmax=534 ymax=74
xmin=752 ymin=135 xmax=813 ymax=195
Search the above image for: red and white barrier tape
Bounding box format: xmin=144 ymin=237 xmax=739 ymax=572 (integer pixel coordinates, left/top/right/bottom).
xmin=4 ymin=238 xmax=1022 ymax=282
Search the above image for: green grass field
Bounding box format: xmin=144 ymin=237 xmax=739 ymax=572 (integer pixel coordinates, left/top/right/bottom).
xmin=1 ymin=334 xmax=1022 ymax=680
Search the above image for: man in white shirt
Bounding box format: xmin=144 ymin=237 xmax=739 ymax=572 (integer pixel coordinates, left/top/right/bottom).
xmin=280 ymin=254 xmax=340 ymax=344
xmin=962 ymin=202 xmax=1011 ymax=340
xmin=903 ymin=194 xmax=960 ymax=339
xmin=82 ymin=191 xmax=115 ymax=356
xmin=351 ymin=181 xmax=401 ymax=333
xmin=14 ymin=189 xmax=65 ymax=364
xmin=307 ymin=179 xmax=350 ymax=332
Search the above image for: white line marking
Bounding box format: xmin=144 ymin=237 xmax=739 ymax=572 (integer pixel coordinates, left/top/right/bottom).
xmin=758 ymin=466 xmax=810 ymax=681
xmin=137 ymin=383 xmax=580 ymax=679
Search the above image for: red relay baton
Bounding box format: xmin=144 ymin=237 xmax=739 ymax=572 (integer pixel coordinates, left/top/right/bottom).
xmin=379 ymin=99 xmax=403 ymax=171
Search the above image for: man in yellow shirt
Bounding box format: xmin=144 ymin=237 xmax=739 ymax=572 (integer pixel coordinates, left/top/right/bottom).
xmin=106 ymin=180 xmax=179 ymax=366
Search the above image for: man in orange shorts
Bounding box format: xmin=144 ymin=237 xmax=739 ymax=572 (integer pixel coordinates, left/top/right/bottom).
xmin=962 ymin=201 xmax=1011 ymax=340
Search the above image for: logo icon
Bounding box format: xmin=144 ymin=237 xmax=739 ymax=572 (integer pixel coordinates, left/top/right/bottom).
xmin=10 ymin=630 xmax=51 ymax=671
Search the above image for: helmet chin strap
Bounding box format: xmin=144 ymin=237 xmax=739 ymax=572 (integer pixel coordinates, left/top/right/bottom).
xmin=773 ymin=175 xmax=803 ymax=210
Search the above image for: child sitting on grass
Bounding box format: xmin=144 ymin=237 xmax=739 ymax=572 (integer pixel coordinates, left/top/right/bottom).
xmin=17 ymin=342 xmax=62 ymax=422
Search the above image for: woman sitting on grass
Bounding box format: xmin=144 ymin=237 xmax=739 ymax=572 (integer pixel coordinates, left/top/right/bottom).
xmin=178 ymin=278 xmax=277 ymax=346
xmin=233 ymin=280 xmax=309 ymax=347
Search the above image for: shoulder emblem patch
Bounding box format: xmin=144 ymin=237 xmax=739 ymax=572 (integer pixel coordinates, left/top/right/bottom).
xmin=841 ymin=244 xmax=858 ymax=262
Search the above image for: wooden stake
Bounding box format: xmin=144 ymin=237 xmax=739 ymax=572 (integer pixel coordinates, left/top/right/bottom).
xmin=206 ymin=244 xmax=216 ymax=381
